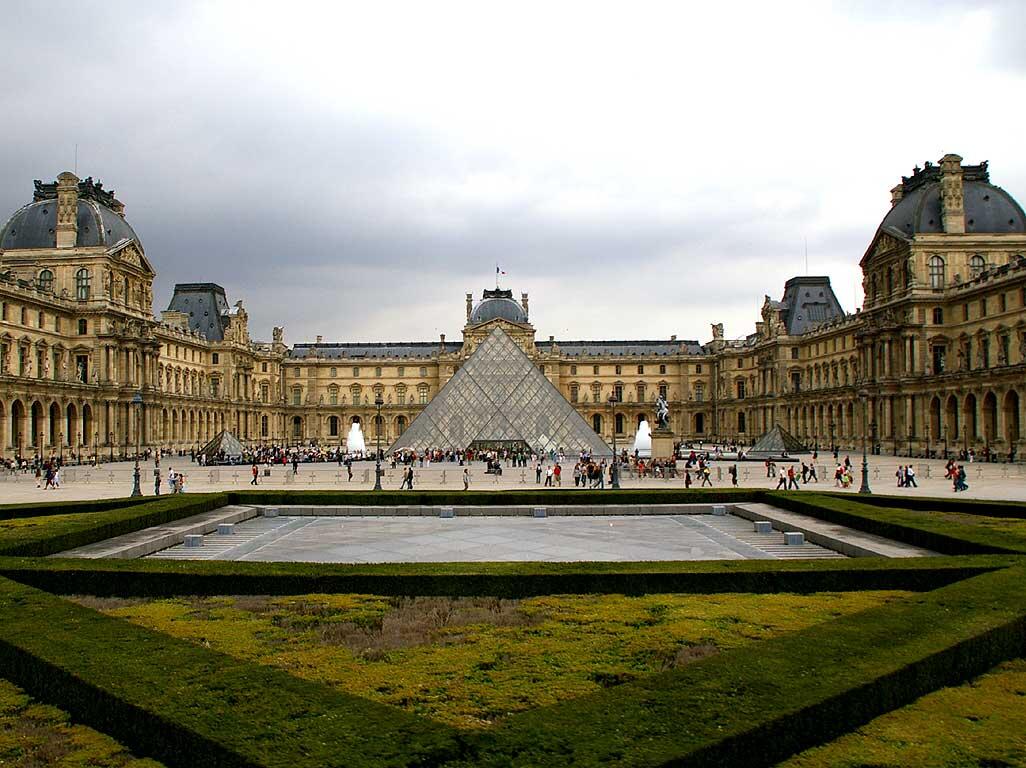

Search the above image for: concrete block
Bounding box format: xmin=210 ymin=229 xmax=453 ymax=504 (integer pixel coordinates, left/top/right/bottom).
xmin=533 ymin=507 xmax=547 ymax=518
xmin=753 ymin=521 xmax=773 ymax=534
xmin=216 ymin=524 xmax=235 ymax=535
xmin=183 ymin=534 xmax=204 ymax=548
xmin=712 ymin=505 xmax=727 ymax=516
xmin=784 ymin=531 xmax=805 ymax=546
xmin=440 ymin=507 xmax=455 ymax=519
xmin=263 ymin=508 xmax=279 ymax=518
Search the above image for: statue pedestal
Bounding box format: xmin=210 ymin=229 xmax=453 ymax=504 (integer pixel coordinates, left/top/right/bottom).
xmin=650 ymin=427 xmax=675 ymax=459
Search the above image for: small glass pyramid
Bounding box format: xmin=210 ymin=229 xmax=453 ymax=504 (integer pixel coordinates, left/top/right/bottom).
xmin=390 ymin=327 xmax=611 ymax=456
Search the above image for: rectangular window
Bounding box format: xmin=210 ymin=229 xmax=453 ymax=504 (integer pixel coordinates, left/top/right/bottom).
xmin=791 ymin=372 xmax=801 ymax=392
xmin=637 ymin=365 xmax=644 ymax=374
xmin=330 ymin=367 xmax=336 ymax=377
xmin=980 ymin=298 xmax=987 ymax=318
xmin=932 ymin=307 xmax=944 ymax=324
xmin=981 ymin=338 xmax=990 ymax=368
xmin=658 ymin=384 xmax=667 ymax=399
xmin=262 ymin=362 xmax=268 ymax=372
xmin=37 ymin=311 xmax=44 ymax=328
xmin=695 ymin=384 xmax=704 ymax=402
xmin=570 ymin=384 xmax=579 ymax=403
xmin=294 ymin=367 xmax=300 ymax=376
xmin=1000 ymin=334 xmax=1010 ymax=365
xmin=570 ymin=365 xmax=577 ymax=375
xmin=397 ymin=391 xmax=406 ymax=405
xmin=659 ymin=364 xmax=666 ymax=374
xmin=614 ymin=383 xmax=623 ymax=401
xmin=55 ymin=316 xmax=61 ymax=333
xmin=963 ymin=303 xmax=969 ymax=321
xmin=736 ymin=380 xmax=746 ymax=399
xmin=419 ymin=389 xmax=428 ymax=405
xmin=637 ymin=383 xmax=646 ymax=401
xmin=696 ymin=364 xmax=702 ymax=374
xmin=293 ymin=389 xmax=302 ymax=405
xmin=261 ymin=384 xmax=269 ymax=403
xmin=75 ymin=355 xmax=88 ymax=383
xmin=329 ymin=390 xmax=338 ymax=405
xmin=593 ymin=365 xmax=599 ymax=375
xmin=398 ymin=367 xmax=405 ymax=377
xmin=932 ymin=345 xmax=946 ymax=374
xmin=420 ymin=367 xmax=427 ymax=377
xmin=1000 ymin=293 xmax=1007 ymax=312
xmin=353 ymin=367 xmax=359 ymax=377
xmin=78 ymin=319 xmax=88 ymax=335
xmin=737 ymin=359 xmax=743 ymax=369
xmin=375 ymin=366 xmax=382 ymax=377
xmin=614 ymin=365 xmax=621 ymax=375
xmin=791 ymin=347 xmax=799 ymax=360
xmin=212 ymin=352 xmax=219 ymax=364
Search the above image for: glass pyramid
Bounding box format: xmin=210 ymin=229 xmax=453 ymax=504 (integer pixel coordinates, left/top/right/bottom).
xmin=389 ymin=327 xmax=611 ymax=456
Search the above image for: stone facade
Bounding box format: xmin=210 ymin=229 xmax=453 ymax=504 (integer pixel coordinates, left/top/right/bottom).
xmin=1 ymin=155 xmax=1024 ymax=460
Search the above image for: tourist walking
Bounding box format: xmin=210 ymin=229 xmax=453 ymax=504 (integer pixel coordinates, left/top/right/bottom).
xmin=728 ymin=464 xmax=738 ymax=487
xmin=463 ymin=468 xmax=469 ymax=491
xmin=251 ymin=463 xmax=259 ymax=486
xmin=775 ymin=466 xmax=787 ymax=490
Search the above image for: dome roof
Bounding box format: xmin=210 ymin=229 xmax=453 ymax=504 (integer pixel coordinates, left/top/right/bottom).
xmin=0 ymin=175 xmax=140 ymax=251
xmin=879 ymin=161 xmax=1026 ymax=238
xmin=469 ymin=289 xmax=528 ymax=324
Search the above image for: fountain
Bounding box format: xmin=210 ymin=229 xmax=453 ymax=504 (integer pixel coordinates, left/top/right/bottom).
xmin=632 ymin=419 xmax=652 ymax=458
xmin=346 ymin=422 xmax=366 ymax=455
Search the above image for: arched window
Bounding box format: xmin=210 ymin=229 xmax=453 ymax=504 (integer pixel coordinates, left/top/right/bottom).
xmin=38 ymin=270 xmax=54 ymax=293
xmin=75 ymin=269 xmax=90 ymax=300
xmin=592 ymin=414 xmax=602 ymax=433
xmin=969 ymin=254 xmax=986 ymax=279
xmin=929 ymin=255 xmax=945 ymax=289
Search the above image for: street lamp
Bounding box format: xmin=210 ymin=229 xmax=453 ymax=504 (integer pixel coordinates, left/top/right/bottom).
xmin=608 ymin=394 xmax=620 ymax=490
xmin=858 ymin=388 xmax=872 ymax=494
xmin=130 ymin=392 xmax=143 ymax=497
xmin=373 ymin=393 xmax=384 ymax=491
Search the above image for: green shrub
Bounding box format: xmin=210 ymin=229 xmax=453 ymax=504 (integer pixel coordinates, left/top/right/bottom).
xmin=0 ymin=555 xmax=1008 ymax=599
xmin=0 ymin=495 xmax=157 ymax=521
xmin=0 ymin=494 xmax=228 ymax=557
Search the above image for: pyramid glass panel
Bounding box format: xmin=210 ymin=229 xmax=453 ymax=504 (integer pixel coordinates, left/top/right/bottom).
xmin=390 ymin=327 xmax=610 ymax=456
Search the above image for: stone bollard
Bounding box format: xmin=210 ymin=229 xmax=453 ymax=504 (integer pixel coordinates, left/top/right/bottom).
xmin=784 ymin=531 xmax=805 ymax=546
xmin=753 ymin=520 xmax=773 ymax=534
xmin=217 ymin=523 xmax=235 ymax=535
xmin=263 ymin=507 xmax=279 ymax=518
xmin=712 ymin=505 xmax=726 ymax=516
xmin=533 ymin=507 xmax=547 ymax=518
xmin=184 ymin=534 xmax=204 ymax=548
xmin=440 ymin=507 xmax=455 ymax=519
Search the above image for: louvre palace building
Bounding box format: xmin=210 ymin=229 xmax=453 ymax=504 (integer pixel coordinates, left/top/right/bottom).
xmin=0 ymin=153 xmax=1025 ymax=461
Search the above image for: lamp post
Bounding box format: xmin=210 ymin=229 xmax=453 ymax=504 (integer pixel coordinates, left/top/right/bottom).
xmin=373 ymin=393 xmax=383 ymax=491
xmin=608 ymin=394 xmax=620 ymax=489
xmin=130 ymin=392 xmax=143 ymax=497
xmin=858 ymin=388 xmax=872 ymax=494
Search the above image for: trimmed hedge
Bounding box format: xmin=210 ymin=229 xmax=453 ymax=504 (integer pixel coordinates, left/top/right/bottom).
xmin=0 ymin=494 xmax=157 ymax=521
xmin=763 ymin=491 xmax=1026 ymax=555
xmin=0 ymin=494 xmax=229 ymax=557
xmin=456 ymin=564 xmax=1026 ymax=767
xmin=224 ymin=487 xmax=763 ymax=507
xmin=0 ymin=576 xmax=466 ymax=768
xmin=1 ymin=566 xmax=1024 ymax=767
xmin=1 ymin=554 xmax=1009 ymax=598
xmin=819 ymin=491 xmax=1026 ymax=520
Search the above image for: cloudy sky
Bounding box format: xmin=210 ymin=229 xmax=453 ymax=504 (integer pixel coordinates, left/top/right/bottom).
xmin=2 ymin=1 xmax=1024 ymax=345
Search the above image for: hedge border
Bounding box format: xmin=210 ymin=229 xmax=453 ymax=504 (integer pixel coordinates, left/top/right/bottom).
xmin=0 ymin=494 xmax=157 ymax=521
xmin=0 ymin=565 xmax=1024 ymax=768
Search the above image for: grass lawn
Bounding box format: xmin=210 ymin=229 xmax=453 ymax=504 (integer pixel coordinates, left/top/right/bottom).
xmin=78 ymin=590 xmax=912 ymax=729
xmin=779 ymin=658 xmax=1026 ymax=767
xmin=0 ymin=678 xmax=164 ymax=768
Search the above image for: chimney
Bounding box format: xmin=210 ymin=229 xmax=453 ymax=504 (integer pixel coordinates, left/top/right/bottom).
xmin=466 ymin=293 xmax=473 ymax=321
xmin=890 ymin=184 xmax=904 ymax=207
xmin=939 ymin=153 xmax=965 ymax=233
xmin=521 ymin=292 xmax=529 ymax=318
xmin=548 ymin=335 xmax=554 ymax=343
xmin=316 ymin=335 xmax=323 ymax=344
xmin=670 ymin=334 xmax=677 ymax=342
xmin=55 ymin=171 xmax=79 ymax=249
xmin=440 ymin=333 xmax=446 ymax=348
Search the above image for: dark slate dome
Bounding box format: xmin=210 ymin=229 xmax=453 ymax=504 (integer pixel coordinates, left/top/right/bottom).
xmin=880 ymin=161 xmax=1026 ymax=238
xmin=0 ymin=176 xmax=140 ymax=250
xmin=469 ymin=288 xmax=528 ymax=324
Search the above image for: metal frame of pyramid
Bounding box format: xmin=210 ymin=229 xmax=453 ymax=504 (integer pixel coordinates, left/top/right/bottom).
xmin=198 ymin=430 xmax=246 ymax=460
xmin=389 ymin=327 xmax=611 ymax=456
xmin=746 ymin=425 xmax=808 ymax=456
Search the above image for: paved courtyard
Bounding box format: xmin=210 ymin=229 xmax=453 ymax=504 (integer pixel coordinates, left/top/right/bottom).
xmin=147 ymin=513 xmax=847 ymax=563
xmin=2 ymin=454 xmax=1024 ymax=503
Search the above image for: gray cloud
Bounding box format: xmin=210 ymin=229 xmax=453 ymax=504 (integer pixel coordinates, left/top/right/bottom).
xmin=1 ymin=2 xmax=1023 ymax=347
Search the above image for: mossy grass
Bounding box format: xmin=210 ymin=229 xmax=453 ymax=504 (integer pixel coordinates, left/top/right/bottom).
xmin=0 ymin=677 xmax=165 ymax=767
xmin=82 ymin=590 xmax=914 ymax=729
xmin=779 ymin=658 xmax=1026 ymax=768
